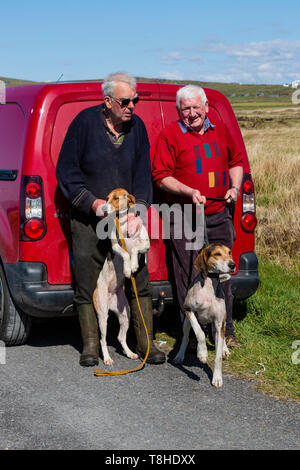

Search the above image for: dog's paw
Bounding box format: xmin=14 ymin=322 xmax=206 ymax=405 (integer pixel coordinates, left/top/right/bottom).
xmin=123 ymin=266 xmax=132 ymax=278
xmin=104 ymin=357 xmax=114 ymax=366
xmin=197 ymin=345 xmax=208 ymax=364
xmin=197 ymin=353 xmax=208 ymax=364
xmin=222 ymin=344 xmax=230 ymax=358
xmin=173 ymin=353 xmax=184 ymax=364
xmin=130 ymin=260 xmax=139 ymax=273
xmin=128 ymin=352 xmax=139 ymax=360
xmin=212 ymin=375 xmax=223 ymax=388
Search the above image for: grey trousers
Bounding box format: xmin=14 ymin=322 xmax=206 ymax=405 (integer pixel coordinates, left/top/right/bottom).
xmin=169 ymin=207 xmax=234 ymax=336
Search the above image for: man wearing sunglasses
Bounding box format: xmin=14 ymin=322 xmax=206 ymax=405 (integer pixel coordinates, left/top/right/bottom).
xmin=57 ymin=72 xmax=165 ymax=367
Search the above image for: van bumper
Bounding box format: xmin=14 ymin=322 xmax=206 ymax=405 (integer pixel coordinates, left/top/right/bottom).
xmin=3 ymin=252 xmax=259 ymax=318
xmin=4 ymin=261 xmax=176 ymax=318
xmin=3 ymin=262 xmax=176 ymax=318
xmin=231 ymin=251 xmax=259 ymax=301
xmin=4 ymin=262 xmax=74 ymax=318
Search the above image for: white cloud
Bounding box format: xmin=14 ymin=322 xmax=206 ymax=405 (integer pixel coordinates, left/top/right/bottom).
xmin=157 ymin=40 xmax=300 ymax=84
xmin=161 ymin=51 xmax=182 ymax=64
xmin=224 ymin=40 xmax=300 ymax=62
xmin=196 ymin=71 xmax=257 ymax=84
xmin=159 ymin=70 xmax=184 ymax=80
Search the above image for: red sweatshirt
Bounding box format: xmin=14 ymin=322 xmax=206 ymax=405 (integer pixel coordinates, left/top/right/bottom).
xmin=152 ymin=120 xmax=243 ymax=214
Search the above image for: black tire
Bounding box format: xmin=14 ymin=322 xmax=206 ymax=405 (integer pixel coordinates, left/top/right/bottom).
xmin=0 ymin=263 xmax=31 ymax=345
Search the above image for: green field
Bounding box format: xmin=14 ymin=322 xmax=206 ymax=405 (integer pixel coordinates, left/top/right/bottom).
xmin=0 ymin=76 xmax=39 ymax=87
xmin=1 ymin=75 xmax=297 ymax=109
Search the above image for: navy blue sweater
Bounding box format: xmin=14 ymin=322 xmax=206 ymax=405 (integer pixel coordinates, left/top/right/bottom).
xmin=56 ymin=105 xmax=153 ymax=215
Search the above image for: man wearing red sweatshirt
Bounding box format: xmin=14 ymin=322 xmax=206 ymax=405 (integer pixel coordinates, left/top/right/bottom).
xmin=152 ymin=85 xmax=243 ymax=347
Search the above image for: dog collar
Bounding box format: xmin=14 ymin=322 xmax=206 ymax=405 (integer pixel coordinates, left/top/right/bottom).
xmin=190 ymin=272 xmax=225 ymax=300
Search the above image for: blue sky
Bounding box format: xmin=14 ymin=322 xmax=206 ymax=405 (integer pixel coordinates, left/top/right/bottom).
xmin=1 ymin=0 xmax=300 ymax=84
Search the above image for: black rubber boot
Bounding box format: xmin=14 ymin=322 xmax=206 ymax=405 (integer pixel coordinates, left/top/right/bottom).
xmin=77 ymin=303 xmax=99 ymax=367
xmin=131 ymin=297 xmax=165 ymax=364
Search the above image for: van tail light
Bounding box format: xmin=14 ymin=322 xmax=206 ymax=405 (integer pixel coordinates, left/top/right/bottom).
xmin=241 ymin=174 xmax=257 ymax=233
xmin=241 ymin=212 xmax=257 ymax=233
xmin=20 ymin=176 xmax=46 ymax=241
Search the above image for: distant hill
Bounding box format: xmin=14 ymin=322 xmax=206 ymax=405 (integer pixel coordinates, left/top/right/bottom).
xmin=136 ymin=77 xmax=294 ymax=105
xmin=0 ymin=76 xmax=40 ymax=87
xmin=1 ymin=75 xmax=295 ymax=107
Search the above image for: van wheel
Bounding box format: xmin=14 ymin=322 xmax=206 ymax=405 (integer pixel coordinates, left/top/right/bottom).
xmin=0 ymin=264 xmax=31 ymax=345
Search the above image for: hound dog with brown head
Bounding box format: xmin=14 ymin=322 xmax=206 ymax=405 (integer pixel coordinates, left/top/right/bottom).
xmin=174 ymin=243 xmax=235 ymax=387
xmin=93 ymin=188 xmax=150 ymax=366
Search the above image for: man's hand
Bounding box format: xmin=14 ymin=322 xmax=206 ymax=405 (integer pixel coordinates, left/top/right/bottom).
xmin=190 ymin=189 xmax=206 ymax=205
xmin=159 ymin=177 xmax=206 ymax=205
xmin=91 ymin=198 xmax=106 ymax=217
xmin=224 ymin=187 xmax=239 ymax=203
xmin=126 ymin=213 xmax=143 ymax=237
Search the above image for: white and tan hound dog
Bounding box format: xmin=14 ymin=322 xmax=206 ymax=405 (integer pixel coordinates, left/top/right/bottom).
xmin=93 ymin=188 xmax=150 ymax=365
xmin=174 ymin=243 xmax=235 ymax=387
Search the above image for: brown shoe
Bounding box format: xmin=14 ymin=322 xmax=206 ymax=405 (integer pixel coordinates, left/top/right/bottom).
xmin=225 ymin=334 xmax=241 ymax=348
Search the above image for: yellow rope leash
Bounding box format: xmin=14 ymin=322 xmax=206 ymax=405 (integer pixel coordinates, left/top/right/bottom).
xmin=94 ymin=216 xmax=150 ymax=376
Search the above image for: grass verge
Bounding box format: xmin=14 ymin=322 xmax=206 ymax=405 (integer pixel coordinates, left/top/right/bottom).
xmin=156 ymin=257 xmax=300 ymax=402
xmin=224 ymin=257 xmax=300 ymax=401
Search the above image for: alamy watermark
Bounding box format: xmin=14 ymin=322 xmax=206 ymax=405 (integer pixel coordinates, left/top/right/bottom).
xmin=291 ymin=340 xmax=300 ymax=365
xmin=0 ymin=340 xmax=6 ymax=365
xmin=0 ymin=80 xmax=6 ymax=104
xmin=96 ymin=202 xmax=206 ymax=251
xmin=291 ymin=88 xmax=300 ymax=105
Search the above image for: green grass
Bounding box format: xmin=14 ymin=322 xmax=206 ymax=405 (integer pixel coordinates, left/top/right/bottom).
xmin=226 ymin=258 xmax=300 ymax=401
xmin=0 ymin=76 xmax=39 ymax=87
xmin=232 ymin=101 xmax=295 ymax=110
xmin=156 ymin=257 xmax=300 ymax=401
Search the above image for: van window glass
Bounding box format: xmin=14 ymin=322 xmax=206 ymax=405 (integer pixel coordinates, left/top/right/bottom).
xmin=51 ymin=101 xmax=102 ymax=165
xmin=134 ymin=101 xmax=162 ymax=150
xmin=0 ymin=103 xmax=26 ymax=169
xmin=51 ymin=100 xmax=163 ymax=166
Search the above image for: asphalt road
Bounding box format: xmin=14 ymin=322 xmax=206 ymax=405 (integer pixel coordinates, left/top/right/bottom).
xmin=0 ymin=316 xmax=299 ymax=451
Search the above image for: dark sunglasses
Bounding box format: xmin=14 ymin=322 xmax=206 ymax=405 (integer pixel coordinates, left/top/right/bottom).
xmin=111 ymin=95 xmax=139 ymax=107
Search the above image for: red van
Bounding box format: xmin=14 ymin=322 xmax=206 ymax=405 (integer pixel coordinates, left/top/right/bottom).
xmin=0 ymin=82 xmax=259 ymax=345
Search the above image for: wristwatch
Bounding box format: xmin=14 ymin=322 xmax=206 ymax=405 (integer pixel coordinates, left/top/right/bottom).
xmin=231 ymin=185 xmax=240 ymax=196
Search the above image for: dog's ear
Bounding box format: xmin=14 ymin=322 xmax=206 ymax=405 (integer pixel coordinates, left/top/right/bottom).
xmin=106 ymin=190 xmax=113 ymax=202
xmin=128 ymin=194 xmax=136 ymax=207
xmin=194 ymin=247 xmax=208 ymax=277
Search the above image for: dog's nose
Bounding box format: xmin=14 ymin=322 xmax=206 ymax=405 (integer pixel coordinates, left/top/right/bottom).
xmin=229 ymin=261 xmax=236 ymax=271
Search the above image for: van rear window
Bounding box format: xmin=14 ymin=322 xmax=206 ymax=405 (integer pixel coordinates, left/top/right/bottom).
xmin=50 ymin=101 xmax=102 ymax=166
xmin=0 ymin=103 xmax=26 ymax=170
xmin=51 ymin=99 xmax=164 ymax=165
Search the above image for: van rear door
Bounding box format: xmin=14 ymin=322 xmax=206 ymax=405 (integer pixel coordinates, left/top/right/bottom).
xmin=0 ymin=102 xmax=26 ymax=263
xmin=49 ymin=83 xmax=166 ymax=285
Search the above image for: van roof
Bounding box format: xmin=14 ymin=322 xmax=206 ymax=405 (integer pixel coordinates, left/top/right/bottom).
xmin=4 ymin=81 xmax=249 ymax=174
xmin=5 ymin=81 xmax=231 ymax=111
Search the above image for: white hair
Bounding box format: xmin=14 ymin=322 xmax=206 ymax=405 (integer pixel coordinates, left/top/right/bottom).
xmin=102 ymin=72 xmax=136 ymax=97
xmin=176 ymin=85 xmax=207 ymax=109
